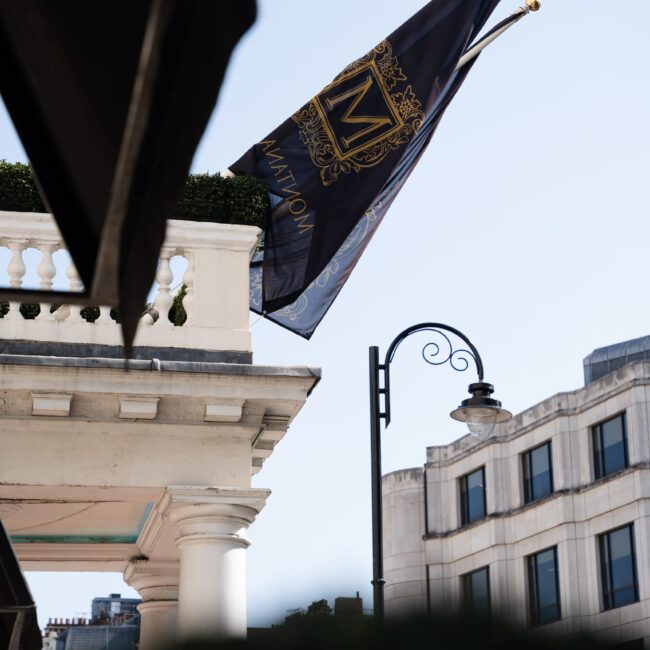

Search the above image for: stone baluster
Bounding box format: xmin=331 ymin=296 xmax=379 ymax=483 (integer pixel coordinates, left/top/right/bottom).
xmin=153 ymin=251 xmax=173 ymax=327
xmin=66 ymin=261 xmax=84 ymax=322
xmin=36 ymin=243 xmax=57 ymax=320
xmin=181 ymin=252 xmax=194 ymax=326
xmin=5 ymin=240 xmax=26 ymax=321
xmin=96 ymin=305 xmax=113 ymax=324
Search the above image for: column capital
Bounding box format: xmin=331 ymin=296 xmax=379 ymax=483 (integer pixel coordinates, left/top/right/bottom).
xmin=162 ymin=486 xmax=270 ymax=514
xmin=162 ymin=486 xmax=269 ymax=549
xmin=124 ymin=559 xmax=179 ymax=602
xmin=125 ymin=559 xmax=180 ymax=650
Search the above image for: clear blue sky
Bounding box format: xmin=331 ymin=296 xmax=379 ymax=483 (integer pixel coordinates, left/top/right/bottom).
xmin=3 ymin=0 xmax=650 ymax=628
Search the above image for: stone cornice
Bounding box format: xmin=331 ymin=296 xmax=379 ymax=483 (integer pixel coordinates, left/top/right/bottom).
xmin=426 ymin=362 xmax=650 ymax=468
xmin=161 ymin=486 xmax=270 ymax=516
xmin=14 ymin=542 xmax=138 ymax=571
xmin=0 ymin=353 xmax=321 ymax=383
xmin=422 ymin=463 xmax=650 ymax=540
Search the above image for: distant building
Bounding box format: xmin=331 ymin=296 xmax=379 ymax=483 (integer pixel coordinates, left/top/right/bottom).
xmin=334 ymin=592 xmax=363 ymax=618
xmin=383 ymin=339 xmax=650 ymax=646
xmin=42 ymin=619 xmax=87 ymax=650
xmin=91 ymin=593 xmax=140 ymax=624
xmin=273 ymin=593 xmax=365 ymax=627
xmin=44 ymin=593 xmax=140 ymax=650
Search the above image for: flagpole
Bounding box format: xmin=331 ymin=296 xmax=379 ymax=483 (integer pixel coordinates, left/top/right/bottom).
xmin=455 ymin=0 xmax=540 ymax=71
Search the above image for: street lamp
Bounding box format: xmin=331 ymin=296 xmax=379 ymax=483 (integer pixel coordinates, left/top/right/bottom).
xmin=368 ymin=322 xmax=511 ymax=623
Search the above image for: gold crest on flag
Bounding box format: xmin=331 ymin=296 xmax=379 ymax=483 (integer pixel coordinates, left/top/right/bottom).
xmin=293 ymin=41 xmax=424 ymax=187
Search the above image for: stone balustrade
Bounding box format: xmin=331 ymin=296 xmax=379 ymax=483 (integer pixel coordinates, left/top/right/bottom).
xmin=0 ymin=211 xmax=260 ymax=358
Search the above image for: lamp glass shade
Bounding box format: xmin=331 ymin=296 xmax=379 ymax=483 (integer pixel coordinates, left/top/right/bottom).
xmin=463 ymin=406 xmax=501 ymax=438
xmin=450 ymin=382 xmax=512 ymax=439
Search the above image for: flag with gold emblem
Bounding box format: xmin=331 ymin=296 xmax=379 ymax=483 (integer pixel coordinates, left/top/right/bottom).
xmin=231 ymin=0 xmax=501 ymax=338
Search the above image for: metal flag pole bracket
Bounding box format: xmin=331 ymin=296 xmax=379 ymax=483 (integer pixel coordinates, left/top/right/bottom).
xmin=455 ymin=0 xmax=541 ymax=71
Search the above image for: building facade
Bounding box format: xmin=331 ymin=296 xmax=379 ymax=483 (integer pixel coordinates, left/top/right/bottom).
xmin=0 ymin=213 xmax=320 ymax=649
xmin=383 ymin=346 xmax=650 ymax=646
xmin=42 ymin=593 xmax=140 ymax=649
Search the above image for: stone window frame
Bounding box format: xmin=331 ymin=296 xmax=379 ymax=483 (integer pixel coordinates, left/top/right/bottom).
xmin=461 ymin=565 xmax=491 ymax=616
xmin=591 ymin=412 xmax=629 ymax=481
xmin=598 ymin=523 xmax=639 ymax=612
xmin=521 ymin=440 xmax=554 ymax=505
xmin=526 ymin=545 xmax=561 ymax=627
xmin=459 ymin=466 xmax=487 ymax=526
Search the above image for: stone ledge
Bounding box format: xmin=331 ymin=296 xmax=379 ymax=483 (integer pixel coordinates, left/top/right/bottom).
xmin=0 ymin=353 xmax=321 ymax=385
xmin=0 ymin=340 xmax=252 ymax=364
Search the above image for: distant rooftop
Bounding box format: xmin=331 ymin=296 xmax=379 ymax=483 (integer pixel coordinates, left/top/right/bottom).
xmin=57 ymin=625 xmax=138 ymax=650
xmin=584 ymin=334 xmax=650 ymax=384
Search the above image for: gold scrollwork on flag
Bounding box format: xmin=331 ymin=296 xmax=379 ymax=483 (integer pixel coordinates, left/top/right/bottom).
xmin=293 ymin=40 xmax=424 ymax=187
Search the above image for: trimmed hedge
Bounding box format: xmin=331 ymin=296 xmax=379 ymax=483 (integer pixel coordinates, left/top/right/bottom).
xmin=0 ymin=161 xmax=269 ymax=229
xmin=174 ymin=173 xmax=269 ymax=228
xmin=0 ymin=161 xmax=47 ymax=212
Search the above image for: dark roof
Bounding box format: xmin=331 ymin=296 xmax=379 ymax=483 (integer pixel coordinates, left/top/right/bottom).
xmin=58 ymin=625 xmax=139 ymax=650
xmin=583 ymin=335 xmax=650 ymax=384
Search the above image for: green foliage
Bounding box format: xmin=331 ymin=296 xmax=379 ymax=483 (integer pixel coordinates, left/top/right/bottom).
xmin=0 ymin=160 xmax=47 ymax=212
xmin=168 ymin=284 xmax=187 ymax=326
xmin=80 ymin=306 xmax=100 ymax=322
xmin=79 ymin=306 xmax=120 ymax=322
xmin=0 ymin=302 xmax=120 ymax=322
xmin=0 ymin=162 xmax=269 ymax=229
xmin=173 ymin=172 xmax=268 ymax=229
xmin=0 ymin=303 xmax=43 ymax=319
xmin=20 ymin=303 xmax=40 ymax=319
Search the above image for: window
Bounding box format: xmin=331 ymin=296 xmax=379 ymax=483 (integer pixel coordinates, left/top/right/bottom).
xmin=522 ymin=442 xmax=553 ymax=504
xmin=527 ymin=547 xmax=561 ymax=626
xmin=462 ymin=566 xmax=491 ymax=615
xmin=460 ymin=467 xmax=486 ymax=525
xmin=592 ymin=413 xmax=628 ymax=479
xmin=599 ymin=524 xmax=639 ymax=610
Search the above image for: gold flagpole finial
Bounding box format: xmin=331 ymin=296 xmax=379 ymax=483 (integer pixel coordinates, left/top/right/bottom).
xmin=526 ymin=0 xmax=541 ymax=10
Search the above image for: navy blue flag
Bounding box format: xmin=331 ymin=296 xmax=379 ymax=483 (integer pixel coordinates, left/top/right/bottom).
xmin=231 ymin=0 xmax=501 ymax=338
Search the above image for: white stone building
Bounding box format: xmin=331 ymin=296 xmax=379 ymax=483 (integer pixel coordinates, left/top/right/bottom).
xmin=383 ymin=340 xmax=650 ymax=646
xmin=0 ymin=212 xmax=320 ymax=648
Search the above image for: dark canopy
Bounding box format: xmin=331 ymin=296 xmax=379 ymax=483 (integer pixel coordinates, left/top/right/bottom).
xmin=0 ymin=519 xmax=40 ymax=650
xmin=0 ymin=0 xmax=256 ymax=351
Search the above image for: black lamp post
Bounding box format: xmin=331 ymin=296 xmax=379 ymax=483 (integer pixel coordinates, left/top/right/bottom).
xmin=368 ymin=322 xmax=511 ymax=623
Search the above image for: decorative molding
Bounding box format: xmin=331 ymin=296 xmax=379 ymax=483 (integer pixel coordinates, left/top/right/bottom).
xmin=203 ymin=400 xmax=244 ymax=423
xmin=261 ymin=414 xmax=291 ymax=427
xmin=119 ymin=396 xmax=160 ymax=420
xmin=136 ymin=491 xmax=168 ymax=558
xmin=31 ymin=392 xmax=72 ymax=417
xmin=158 ymin=486 xmax=270 ymax=528
xmin=14 ymin=542 xmax=138 ymax=570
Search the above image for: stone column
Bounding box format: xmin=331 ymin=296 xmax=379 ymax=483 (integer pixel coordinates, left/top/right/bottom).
xmin=124 ymin=559 xmax=179 ymax=650
xmin=166 ymin=487 xmax=269 ymax=640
